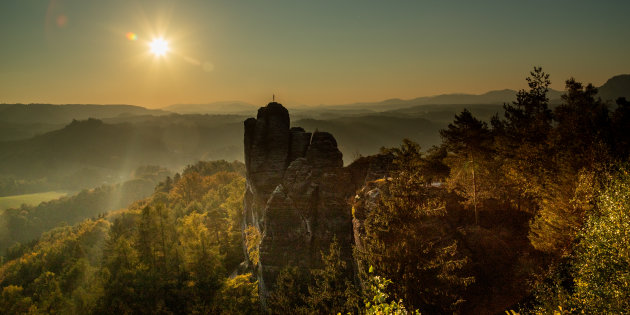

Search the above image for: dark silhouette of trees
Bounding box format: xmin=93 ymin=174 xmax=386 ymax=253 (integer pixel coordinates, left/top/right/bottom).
xmin=611 ymin=97 xmax=630 ymax=158
xmin=492 ymin=67 xmax=554 ymax=211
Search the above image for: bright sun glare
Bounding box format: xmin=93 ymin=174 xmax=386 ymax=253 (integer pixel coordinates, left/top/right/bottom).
xmin=149 ymin=38 xmax=169 ymax=57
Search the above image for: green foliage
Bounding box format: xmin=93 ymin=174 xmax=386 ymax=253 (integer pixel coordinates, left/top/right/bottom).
xmin=528 ymin=170 xmax=598 ymax=255
xmin=570 ymin=167 xmax=630 ymax=313
xmin=490 ymin=67 xmax=554 ymax=212
xmin=183 ymin=160 xmax=246 ymax=177
xmin=96 ymin=166 xmax=247 ymax=314
xmin=267 ymin=266 xmax=310 ymax=314
xmin=364 ymin=266 xmax=419 ymax=315
xmin=306 ymin=239 xmax=360 ymax=314
xmin=527 ymin=75 xmax=614 ymax=255
xmin=0 ymin=218 xmax=110 ymax=314
xmin=548 ymin=79 xmax=611 ymax=179
xmin=214 ymin=274 xmax=260 ymax=314
xmin=526 ymin=166 xmax=630 ymax=314
xmin=267 ymin=239 xmax=360 ymax=315
xmin=0 ymin=166 xmax=169 ymax=254
xmin=0 ymin=285 xmax=34 ymax=314
xmin=0 ymin=160 xmax=252 ymax=314
xmin=244 ymin=225 xmax=261 ymax=267
xmin=359 ymin=140 xmax=474 ymax=313
xmin=440 ymin=109 xmax=493 ymax=224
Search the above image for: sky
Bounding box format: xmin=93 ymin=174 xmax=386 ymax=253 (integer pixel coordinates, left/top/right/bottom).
xmin=1 ymin=0 xmax=629 ymax=108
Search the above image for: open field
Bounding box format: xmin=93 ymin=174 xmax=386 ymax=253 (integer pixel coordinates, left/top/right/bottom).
xmin=0 ymin=191 xmax=68 ymax=211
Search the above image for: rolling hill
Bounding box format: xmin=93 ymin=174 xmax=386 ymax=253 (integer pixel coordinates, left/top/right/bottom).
xmin=598 ymin=74 xmax=630 ymax=102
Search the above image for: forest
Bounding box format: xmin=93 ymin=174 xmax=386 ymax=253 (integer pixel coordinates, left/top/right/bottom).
xmin=1 ymin=68 xmax=630 ymax=314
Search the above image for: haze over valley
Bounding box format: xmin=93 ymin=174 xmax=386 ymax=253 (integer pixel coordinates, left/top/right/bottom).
xmin=2 ymin=74 xmax=628 ymax=198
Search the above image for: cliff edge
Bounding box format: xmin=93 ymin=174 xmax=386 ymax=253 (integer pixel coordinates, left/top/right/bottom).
xmin=242 ymin=102 xmax=391 ymax=300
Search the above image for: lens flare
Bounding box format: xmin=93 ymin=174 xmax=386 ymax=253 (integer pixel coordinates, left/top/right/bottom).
xmin=126 ymin=32 xmax=137 ymax=41
xmin=56 ymin=15 xmax=68 ymax=27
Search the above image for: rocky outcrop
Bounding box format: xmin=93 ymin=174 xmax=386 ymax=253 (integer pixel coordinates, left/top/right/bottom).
xmin=351 ymin=179 xmax=387 ymax=264
xmin=243 ymin=102 xmax=392 ymax=301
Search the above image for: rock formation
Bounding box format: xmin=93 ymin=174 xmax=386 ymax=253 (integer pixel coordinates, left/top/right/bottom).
xmin=242 ymin=102 xmax=392 ymax=301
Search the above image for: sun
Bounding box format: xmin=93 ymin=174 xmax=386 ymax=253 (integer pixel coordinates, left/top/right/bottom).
xmin=149 ymin=38 xmax=169 ymax=57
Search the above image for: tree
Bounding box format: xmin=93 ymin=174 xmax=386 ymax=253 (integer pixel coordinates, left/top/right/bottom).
xmin=358 ymin=140 xmax=474 ymax=313
xmin=306 ymin=238 xmax=360 ymax=314
xmin=0 ymin=285 xmax=34 ymax=314
xmin=529 ymin=78 xmax=611 ymax=255
xmin=363 ymin=267 xmax=420 ymax=315
xmin=32 ymin=271 xmax=68 ymax=313
xmin=552 ymin=78 xmax=611 ymax=171
xmin=440 ymin=109 xmax=493 ymax=224
xmin=244 ymin=225 xmax=261 ymax=267
xmin=528 ymin=169 xmax=598 ymax=254
xmin=170 ymin=172 xmax=207 ymax=204
xmin=214 ymin=274 xmax=260 ymax=314
xmin=528 ymin=166 xmax=630 ymax=314
xmin=99 ymin=218 xmax=143 ymax=313
xmin=155 ymin=176 xmax=173 ymax=193
xmin=266 ymin=238 xmax=359 ymax=314
xmin=1 ymin=162 xmax=250 ymax=314
xmin=177 ymin=212 xmax=224 ymax=300
xmin=421 ymin=145 xmax=450 ymax=185
xmin=500 ymin=66 xmax=553 ymax=145
xmin=569 ymin=166 xmax=630 ymax=313
xmin=266 ymin=266 xmax=310 ymax=314
xmin=492 ymin=67 xmax=554 ymax=211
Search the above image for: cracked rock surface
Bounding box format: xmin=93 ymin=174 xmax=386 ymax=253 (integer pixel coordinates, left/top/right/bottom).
xmin=243 ymin=102 xmax=392 ymax=299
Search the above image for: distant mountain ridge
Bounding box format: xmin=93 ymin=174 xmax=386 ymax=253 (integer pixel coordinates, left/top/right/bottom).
xmin=163 ymin=101 xmax=257 ymax=114
xmin=598 ymin=74 xmax=630 ymax=102
xmin=2 ymin=74 xmax=628 ymax=122
xmin=0 ymin=103 xmax=167 ymax=124
xmin=315 ymin=88 xmax=565 ymax=112
xmin=306 ymin=73 xmax=630 ymax=112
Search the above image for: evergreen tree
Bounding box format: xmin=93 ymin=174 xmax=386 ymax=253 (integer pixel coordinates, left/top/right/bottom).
xmin=267 ymin=266 xmax=310 ymax=315
xmin=529 ymin=78 xmax=610 ymax=255
xmin=358 ymin=140 xmax=474 ymax=313
xmin=213 ymin=274 xmax=260 ymax=314
xmin=492 ymin=67 xmax=554 ymax=211
xmin=440 ymin=109 xmax=493 ymax=223
xmin=306 ymin=238 xmax=360 ymax=314
xmin=552 ymin=78 xmax=611 ymax=171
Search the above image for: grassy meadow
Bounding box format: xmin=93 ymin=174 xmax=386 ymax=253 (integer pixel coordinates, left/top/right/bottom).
xmin=0 ymin=191 xmax=68 ymax=211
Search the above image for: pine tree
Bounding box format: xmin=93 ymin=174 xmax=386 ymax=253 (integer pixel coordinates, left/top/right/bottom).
xmin=358 ymin=140 xmax=474 ymax=313
xmin=440 ymin=109 xmax=493 ymax=224
xmin=492 ymin=67 xmax=554 ymax=211
xmin=306 ymin=238 xmax=360 ymax=314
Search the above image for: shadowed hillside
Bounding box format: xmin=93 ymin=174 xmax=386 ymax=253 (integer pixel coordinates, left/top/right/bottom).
xmin=0 ymin=116 xmax=244 ymax=195
xmin=598 ymin=74 xmax=630 ymax=102
xmin=0 ymin=104 xmax=167 ymax=141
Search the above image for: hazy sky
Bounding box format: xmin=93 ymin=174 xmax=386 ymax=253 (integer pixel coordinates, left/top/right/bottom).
xmin=1 ymin=0 xmax=629 ymax=108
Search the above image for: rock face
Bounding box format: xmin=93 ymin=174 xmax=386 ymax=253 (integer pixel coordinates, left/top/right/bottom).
xmin=243 ymin=102 xmax=392 ymax=300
